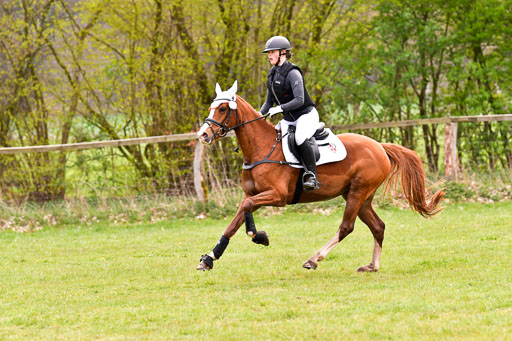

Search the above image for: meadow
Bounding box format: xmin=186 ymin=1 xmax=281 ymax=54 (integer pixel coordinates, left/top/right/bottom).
xmin=1 ymin=201 xmax=511 ymax=340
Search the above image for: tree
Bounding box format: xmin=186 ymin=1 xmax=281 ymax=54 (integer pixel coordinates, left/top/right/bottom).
xmin=0 ymin=0 xmax=65 ymax=200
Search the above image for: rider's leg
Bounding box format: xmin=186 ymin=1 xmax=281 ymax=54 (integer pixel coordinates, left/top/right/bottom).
xmin=295 ymin=108 xmax=320 ymax=191
xmin=279 ymin=119 xmax=291 ymax=136
xmin=298 ymin=139 xmax=319 ymax=191
xmin=294 ymin=108 xmax=319 ymax=145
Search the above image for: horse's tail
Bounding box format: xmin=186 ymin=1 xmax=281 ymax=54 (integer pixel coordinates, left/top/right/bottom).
xmin=381 ymin=143 xmax=445 ymax=217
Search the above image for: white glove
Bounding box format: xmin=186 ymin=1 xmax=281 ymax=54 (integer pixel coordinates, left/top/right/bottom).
xmin=268 ymin=105 xmax=283 ymax=117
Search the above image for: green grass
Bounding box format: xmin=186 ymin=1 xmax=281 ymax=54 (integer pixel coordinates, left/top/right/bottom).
xmin=1 ymin=202 xmax=511 ymax=340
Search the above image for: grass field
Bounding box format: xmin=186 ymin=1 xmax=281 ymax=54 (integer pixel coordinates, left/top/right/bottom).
xmin=1 ymin=201 xmax=511 ymax=340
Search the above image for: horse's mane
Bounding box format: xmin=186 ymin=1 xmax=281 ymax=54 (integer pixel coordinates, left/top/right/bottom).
xmin=236 ymin=95 xmax=275 ymax=129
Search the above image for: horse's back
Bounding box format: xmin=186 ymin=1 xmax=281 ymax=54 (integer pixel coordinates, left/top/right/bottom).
xmin=337 ymin=132 xmax=382 ymax=146
xmin=299 ymin=132 xmax=391 ymax=202
xmin=336 ymin=133 xmax=391 ymax=180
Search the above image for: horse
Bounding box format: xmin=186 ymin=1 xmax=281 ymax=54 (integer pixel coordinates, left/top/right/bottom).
xmin=196 ymin=81 xmax=444 ymax=271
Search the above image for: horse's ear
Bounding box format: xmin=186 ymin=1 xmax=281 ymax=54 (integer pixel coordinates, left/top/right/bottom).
xmin=215 ymin=83 xmax=222 ymax=96
xmin=227 ymin=80 xmax=238 ymax=97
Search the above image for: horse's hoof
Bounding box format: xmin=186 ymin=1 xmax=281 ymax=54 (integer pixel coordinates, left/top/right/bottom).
xmin=302 ymin=260 xmax=318 ymax=270
xmin=252 ymin=231 xmax=269 ymax=246
xmin=197 ymin=254 xmax=214 ymax=271
xmin=196 ymin=261 xmax=212 ymax=271
xmin=357 ymin=265 xmax=378 ymax=272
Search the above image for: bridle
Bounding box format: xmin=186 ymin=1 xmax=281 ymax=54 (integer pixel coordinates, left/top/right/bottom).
xmin=203 ymin=97 xmax=270 ymax=140
xmin=202 ymin=96 xmax=299 ymax=170
xmin=204 ymin=98 xmax=236 ymax=139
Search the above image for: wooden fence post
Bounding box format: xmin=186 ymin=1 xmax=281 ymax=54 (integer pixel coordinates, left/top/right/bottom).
xmin=193 ymin=141 xmax=207 ymax=204
xmin=444 ymin=122 xmax=458 ymax=180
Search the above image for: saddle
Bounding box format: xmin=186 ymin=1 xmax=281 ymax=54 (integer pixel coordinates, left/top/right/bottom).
xmin=287 ymin=123 xmax=330 ymax=165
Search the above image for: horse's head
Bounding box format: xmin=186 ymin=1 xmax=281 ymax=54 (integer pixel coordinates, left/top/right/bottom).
xmin=198 ymin=81 xmax=239 ymax=145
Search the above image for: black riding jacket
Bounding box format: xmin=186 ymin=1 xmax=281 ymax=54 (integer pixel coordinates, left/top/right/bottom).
xmin=265 ymin=61 xmax=315 ymax=121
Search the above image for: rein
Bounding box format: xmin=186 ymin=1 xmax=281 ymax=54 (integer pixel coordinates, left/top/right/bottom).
xmin=204 ymin=98 xmax=299 ymax=170
xmin=204 ymin=99 xmax=270 ymax=139
xmin=242 ymin=131 xmax=300 ymax=170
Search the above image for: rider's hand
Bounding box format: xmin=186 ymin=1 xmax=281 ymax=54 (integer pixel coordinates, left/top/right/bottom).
xmin=268 ymin=105 xmax=283 ymax=117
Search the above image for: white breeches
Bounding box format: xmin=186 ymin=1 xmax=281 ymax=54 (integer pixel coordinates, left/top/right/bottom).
xmin=280 ymin=108 xmax=320 ymax=145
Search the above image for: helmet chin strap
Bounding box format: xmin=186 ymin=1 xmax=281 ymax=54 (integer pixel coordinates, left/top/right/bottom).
xmin=276 ymin=50 xmax=287 ymax=66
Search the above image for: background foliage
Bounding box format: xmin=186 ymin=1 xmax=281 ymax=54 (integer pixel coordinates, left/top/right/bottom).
xmin=0 ymin=0 xmax=511 ymax=201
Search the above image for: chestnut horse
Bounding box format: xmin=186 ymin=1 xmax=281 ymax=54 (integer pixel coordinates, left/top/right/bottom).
xmin=196 ymin=81 xmax=444 ymax=271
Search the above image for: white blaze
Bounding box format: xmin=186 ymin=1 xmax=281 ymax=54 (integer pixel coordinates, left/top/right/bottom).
xmin=197 ymin=80 xmax=238 ymax=138
xmin=197 ymin=108 xmax=216 ymax=137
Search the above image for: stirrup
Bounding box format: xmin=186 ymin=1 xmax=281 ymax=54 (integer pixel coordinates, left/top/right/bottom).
xmin=302 ymin=171 xmax=319 ymax=191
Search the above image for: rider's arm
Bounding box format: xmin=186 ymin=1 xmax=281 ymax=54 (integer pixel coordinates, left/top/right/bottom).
xmin=259 ymin=88 xmax=274 ymax=115
xmin=280 ymin=69 xmax=305 ymax=112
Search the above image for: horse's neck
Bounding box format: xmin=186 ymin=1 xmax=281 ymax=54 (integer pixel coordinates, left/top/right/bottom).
xmin=234 ymin=97 xmax=278 ymax=163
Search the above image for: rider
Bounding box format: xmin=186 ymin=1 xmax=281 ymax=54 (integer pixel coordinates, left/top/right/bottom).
xmin=260 ymin=36 xmax=319 ymax=191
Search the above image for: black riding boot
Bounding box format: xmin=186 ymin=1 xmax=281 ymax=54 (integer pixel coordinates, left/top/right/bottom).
xmin=298 ymin=139 xmax=319 ymax=191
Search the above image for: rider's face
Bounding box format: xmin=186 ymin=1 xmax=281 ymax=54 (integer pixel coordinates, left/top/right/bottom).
xmin=267 ymin=50 xmax=284 ymax=66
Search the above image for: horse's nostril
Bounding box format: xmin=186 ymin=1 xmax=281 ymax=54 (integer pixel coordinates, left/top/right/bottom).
xmin=201 ymin=133 xmax=211 ymax=143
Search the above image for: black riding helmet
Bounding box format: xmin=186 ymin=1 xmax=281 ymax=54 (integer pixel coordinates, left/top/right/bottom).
xmin=262 ymin=36 xmax=291 ymax=53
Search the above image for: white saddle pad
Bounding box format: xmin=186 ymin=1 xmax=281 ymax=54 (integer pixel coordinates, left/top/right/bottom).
xmin=282 ymin=128 xmax=347 ymax=168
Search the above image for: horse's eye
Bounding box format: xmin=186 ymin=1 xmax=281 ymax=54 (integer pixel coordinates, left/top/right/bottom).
xmin=220 ymin=107 xmax=227 ymax=112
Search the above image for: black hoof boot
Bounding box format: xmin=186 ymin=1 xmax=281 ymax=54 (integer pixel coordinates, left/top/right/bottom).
xmin=252 ymin=231 xmax=270 ymax=246
xmin=197 ymin=254 xmax=214 ymax=270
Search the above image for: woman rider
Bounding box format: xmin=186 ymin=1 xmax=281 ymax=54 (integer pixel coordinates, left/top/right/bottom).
xmin=260 ymin=36 xmax=319 ymax=191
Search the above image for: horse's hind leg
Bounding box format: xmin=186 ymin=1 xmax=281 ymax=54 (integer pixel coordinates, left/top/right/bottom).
xmin=356 ymin=197 xmax=385 ymax=272
xmin=302 ymin=189 xmax=367 ymax=270
xmin=302 ymin=234 xmax=340 ymax=270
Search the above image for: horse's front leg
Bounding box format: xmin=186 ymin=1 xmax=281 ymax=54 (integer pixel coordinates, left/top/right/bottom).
xmin=239 ymin=188 xmax=287 ymax=247
xmin=196 ymin=198 xmax=246 ymax=271
xmin=197 ymin=189 xmax=286 ymax=271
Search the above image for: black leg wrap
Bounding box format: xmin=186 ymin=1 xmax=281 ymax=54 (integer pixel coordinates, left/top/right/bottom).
xmin=200 ymin=254 xmax=214 ymax=269
xmin=252 ymin=231 xmax=270 ymax=246
xmin=212 ymin=235 xmax=230 ymax=259
xmin=244 ymin=212 xmax=257 ymax=235
xmin=245 ymin=212 xmax=270 ymax=246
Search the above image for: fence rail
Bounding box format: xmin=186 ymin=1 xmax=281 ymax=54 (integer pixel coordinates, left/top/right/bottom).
xmin=1 ymin=115 xmax=510 ymax=155
xmin=330 ymin=114 xmax=512 ymax=131
xmin=0 ymin=114 xmax=510 ymax=202
xmin=0 ymin=133 xmax=200 ymax=154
